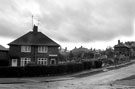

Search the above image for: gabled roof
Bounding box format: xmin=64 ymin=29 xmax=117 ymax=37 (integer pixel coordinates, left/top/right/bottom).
xmin=8 ymin=26 xmax=60 ymax=46
xmin=114 ymin=43 xmax=130 ymax=48
xmin=130 ymin=43 xmax=135 ymax=47
xmin=0 ymin=45 xmax=8 ymax=51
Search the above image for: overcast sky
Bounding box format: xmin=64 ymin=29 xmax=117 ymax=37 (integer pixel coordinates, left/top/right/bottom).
xmin=0 ymin=0 xmax=135 ymax=50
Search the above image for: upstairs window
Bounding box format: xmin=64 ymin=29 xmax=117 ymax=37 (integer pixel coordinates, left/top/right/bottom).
xmin=38 ymin=46 xmax=48 ymax=53
xmin=21 ymin=46 xmax=31 ymax=52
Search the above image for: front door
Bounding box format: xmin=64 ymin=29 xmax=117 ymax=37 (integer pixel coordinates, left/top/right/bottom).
xmin=50 ymin=58 xmax=56 ymax=64
xmin=12 ymin=59 xmax=17 ymax=67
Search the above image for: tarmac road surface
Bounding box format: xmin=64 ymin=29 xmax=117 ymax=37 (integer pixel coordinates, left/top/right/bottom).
xmin=1 ymin=63 xmax=135 ymax=89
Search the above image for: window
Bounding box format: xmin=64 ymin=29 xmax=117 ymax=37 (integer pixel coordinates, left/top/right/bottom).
xmin=38 ymin=46 xmax=48 ymax=53
xmin=21 ymin=46 xmax=31 ymax=52
xmin=20 ymin=58 xmax=31 ymax=66
xmin=37 ymin=58 xmax=48 ymax=65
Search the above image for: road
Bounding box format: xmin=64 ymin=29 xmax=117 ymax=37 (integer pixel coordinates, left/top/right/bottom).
xmin=1 ymin=63 xmax=135 ymax=89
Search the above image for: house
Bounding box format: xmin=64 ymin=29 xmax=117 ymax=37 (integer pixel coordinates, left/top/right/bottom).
xmin=8 ymin=25 xmax=60 ymax=67
xmin=82 ymin=51 xmax=95 ymax=59
xmin=114 ymin=40 xmax=130 ymax=56
xmin=125 ymin=41 xmax=135 ymax=58
xmin=0 ymin=45 xmax=9 ymax=66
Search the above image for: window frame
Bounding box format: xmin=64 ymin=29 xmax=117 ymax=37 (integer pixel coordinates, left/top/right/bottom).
xmin=37 ymin=58 xmax=48 ymax=65
xmin=20 ymin=57 xmax=31 ymax=66
xmin=21 ymin=45 xmax=31 ymax=52
xmin=38 ymin=46 xmax=48 ymax=53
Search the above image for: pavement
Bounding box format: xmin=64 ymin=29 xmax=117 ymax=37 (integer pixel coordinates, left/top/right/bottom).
xmin=0 ymin=60 xmax=134 ymax=84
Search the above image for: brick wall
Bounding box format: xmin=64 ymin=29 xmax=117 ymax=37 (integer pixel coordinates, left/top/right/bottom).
xmin=0 ymin=51 xmax=8 ymax=60
xmin=9 ymin=45 xmax=59 ymax=66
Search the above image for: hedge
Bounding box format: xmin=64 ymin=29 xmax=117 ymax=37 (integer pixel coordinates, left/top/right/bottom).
xmin=0 ymin=60 xmax=9 ymax=67
xmin=82 ymin=61 xmax=93 ymax=70
xmin=0 ymin=60 xmax=102 ymax=77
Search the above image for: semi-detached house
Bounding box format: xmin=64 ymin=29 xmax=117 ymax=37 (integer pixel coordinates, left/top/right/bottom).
xmin=8 ymin=25 xmax=60 ymax=67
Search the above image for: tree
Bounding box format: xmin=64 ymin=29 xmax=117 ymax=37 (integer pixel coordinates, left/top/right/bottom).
xmin=105 ymin=47 xmax=114 ymax=58
xmin=69 ymin=51 xmax=74 ymax=61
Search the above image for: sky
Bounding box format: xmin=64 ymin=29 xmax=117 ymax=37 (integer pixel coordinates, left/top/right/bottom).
xmin=0 ymin=0 xmax=135 ymax=50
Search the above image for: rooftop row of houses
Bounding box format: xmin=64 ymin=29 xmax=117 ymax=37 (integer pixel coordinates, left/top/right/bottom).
xmin=114 ymin=40 xmax=135 ymax=57
xmin=0 ymin=25 xmax=60 ymax=67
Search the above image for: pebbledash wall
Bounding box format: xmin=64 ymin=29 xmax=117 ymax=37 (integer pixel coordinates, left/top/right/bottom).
xmin=8 ymin=25 xmax=60 ymax=67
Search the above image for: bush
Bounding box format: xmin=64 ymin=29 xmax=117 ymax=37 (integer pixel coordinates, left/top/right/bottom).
xmin=82 ymin=61 xmax=93 ymax=70
xmin=0 ymin=60 xmax=9 ymax=67
xmin=93 ymin=60 xmax=102 ymax=68
xmin=0 ymin=67 xmax=24 ymax=77
xmin=0 ymin=60 xmax=102 ymax=77
xmin=57 ymin=64 xmax=67 ymax=74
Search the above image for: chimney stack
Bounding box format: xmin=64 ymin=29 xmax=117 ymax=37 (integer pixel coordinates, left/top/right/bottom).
xmin=33 ymin=25 xmax=38 ymax=33
xmin=118 ymin=40 xmax=120 ymax=44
